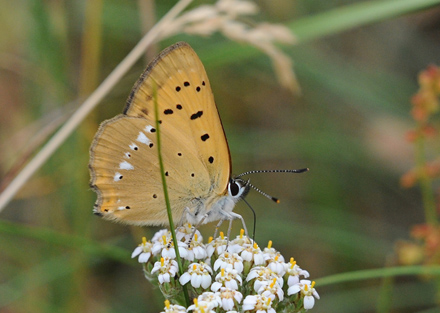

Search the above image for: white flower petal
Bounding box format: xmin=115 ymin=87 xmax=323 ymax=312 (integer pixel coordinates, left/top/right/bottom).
xmin=302 ymin=269 xmax=310 ymax=278
xmin=304 ymin=295 xmax=315 ymax=309
xmin=234 ymin=291 xmax=243 ymax=302
xmin=277 ymin=288 xmax=284 ymax=301
xmin=201 ymin=275 xmax=212 ymax=289
xmin=131 ymin=246 xmax=143 ymax=258
xmin=234 ymin=262 xmax=243 ymax=273
xmin=211 ymin=282 xmax=222 ymax=292
xmin=162 ymin=248 xmax=175 ymax=259
xmin=246 ymin=270 xmax=259 ymax=281
xmin=287 ymin=284 xmax=300 ymax=295
xmin=192 ymin=273 xmax=202 ymax=288
xmin=313 ymin=290 xmax=320 ymax=299
xmin=179 ymin=272 xmax=191 ymax=285
xmin=138 ymin=252 xmax=151 ymax=263
xmin=242 ymin=295 xmax=257 ymax=310
xmin=226 ymin=279 xmax=238 ymax=290
xmin=222 ymin=298 xmax=234 ymax=311
xmin=287 ymin=275 xmax=299 ymax=286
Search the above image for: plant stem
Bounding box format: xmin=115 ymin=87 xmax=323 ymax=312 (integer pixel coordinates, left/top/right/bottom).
xmin=153 ymin=85 xmax=190 ymax=307
xmin=415 ymin=123 xmax=438 ymax=226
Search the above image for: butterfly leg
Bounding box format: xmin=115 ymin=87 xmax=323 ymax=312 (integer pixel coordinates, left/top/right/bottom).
xmin=213 ymin=219 xmax=225 ymax=239
xmin=184 ymin=207 xmax=212 ymax=246
xmin=227 ymin=212 xmax=249 ymax=239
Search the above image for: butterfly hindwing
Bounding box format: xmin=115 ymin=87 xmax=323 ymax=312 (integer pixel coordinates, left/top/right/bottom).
xmin=89 ymin=42 xmax=232 ymax=226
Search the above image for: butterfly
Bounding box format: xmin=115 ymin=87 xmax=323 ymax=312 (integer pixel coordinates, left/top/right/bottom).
xmin=89 ymin=42 xmax=307 ymax=232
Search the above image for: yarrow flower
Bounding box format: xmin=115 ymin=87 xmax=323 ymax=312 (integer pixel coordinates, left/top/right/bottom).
xmin=151 ymin=257 xmax=178 ymax=284
xmin=179 ymin=262 xmax=213 ymax=289
xmin=285 ymin=257 xmax=310 ymax=287
xmin=131 ymin=237 xmax=153 ymax=263
xmin=287 ymin=280 xmax=320 ymax=310
xmin=241 ymin=242 xmax=265 ymax=266
xmin=216 ymin=287 xmax=243 ymax=311
xmin=160 ymin=300 xmax=186 ymax=313
xmin=214 ymin=252 xmax=244 ymax=273
xmin=187 ymin=298 xmax=217 ymax=313
xmin=242 ymin=294 xmax=275 ymax=313
xmin=133 ymin=224 xmax=319 ymax=312
xmin=207 ymin=232 xmax=228 ymax=257
xmin=185 ymin=233 xmax=208 ymax=261
xmin=211 ymin=267 xmax=242 ymax=291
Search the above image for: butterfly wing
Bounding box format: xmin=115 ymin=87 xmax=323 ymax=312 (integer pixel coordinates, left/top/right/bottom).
xmin=89 ymin=42 xmax=231 ymax=226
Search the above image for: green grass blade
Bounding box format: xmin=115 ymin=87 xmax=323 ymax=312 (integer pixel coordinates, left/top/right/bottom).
xmin=291 ymin=0 xmax=440 ymax=42
xmin=316 ymin=265 xmax=440 ymax=287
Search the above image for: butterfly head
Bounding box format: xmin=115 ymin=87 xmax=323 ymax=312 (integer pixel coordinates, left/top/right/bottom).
xmin=228 ymin=177 xmax=250 ymax=202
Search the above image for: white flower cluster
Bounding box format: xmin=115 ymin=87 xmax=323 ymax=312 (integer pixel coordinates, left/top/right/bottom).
xmin=132 ymin=225 xmax=319 ymax=312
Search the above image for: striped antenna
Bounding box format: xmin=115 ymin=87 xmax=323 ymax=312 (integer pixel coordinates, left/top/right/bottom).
xmin=237 ymin=168 xmax=309 ymax=203
xmin=248 ymin=182 xmax=280 ymax=203
xmin=236 ymin=168 xmax=309 ymax=178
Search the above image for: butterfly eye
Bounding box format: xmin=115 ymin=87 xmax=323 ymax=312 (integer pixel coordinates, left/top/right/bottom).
xmin=229 ymin=181 xmax=240 ymax=197
xmin=228 ymin=178 xmax=250 ymax=199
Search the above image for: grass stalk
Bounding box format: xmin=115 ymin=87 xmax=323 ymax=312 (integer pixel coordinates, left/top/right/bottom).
xmin=0 ymin=0 xmax=193 ymax=213
xmin=153 ymin=85 xmax=190 ymax=307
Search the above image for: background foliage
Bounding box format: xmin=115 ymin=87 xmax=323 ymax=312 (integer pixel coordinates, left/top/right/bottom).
xmin=1 ymin=0 xmax=440 ymax=312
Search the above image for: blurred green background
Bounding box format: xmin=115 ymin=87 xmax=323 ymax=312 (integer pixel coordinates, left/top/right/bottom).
xmin=1 ymin=0 xmax=440 ymax=312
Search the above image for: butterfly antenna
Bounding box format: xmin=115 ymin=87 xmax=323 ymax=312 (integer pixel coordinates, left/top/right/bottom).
xmin=239 ymin=168 xmax=309 ymax=203
xmin=236 ymin=168 xmax=309 ymax=178
xmin=243 ymin=198 xmax=257 ymax=243
xmin=248 ymin=182 xmax=280 ymax=203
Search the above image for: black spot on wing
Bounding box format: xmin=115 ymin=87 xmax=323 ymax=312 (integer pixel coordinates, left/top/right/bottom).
xmin=164 ymin=109 xmax=173 ymax=115
xmin=190 ymin=111 xmax=203 ymax=120
xmin=201 ymin=134 xmax=210 ymax=141
xmin=208 ymin=156 xmax=214 ymax=164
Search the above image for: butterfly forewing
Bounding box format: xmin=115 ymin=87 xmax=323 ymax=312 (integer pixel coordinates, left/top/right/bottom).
xmin=125 ymin=42 xmax=231 ymax=189
xmin=89 ymin=42 xmax=232 ymax=226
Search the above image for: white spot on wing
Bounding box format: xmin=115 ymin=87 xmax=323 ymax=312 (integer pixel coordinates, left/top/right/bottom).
xmin=114 ymin=172 xmax=122 ymax=181
xmin=145 ymin=125 xmax=155 ymax=133
xmin=129 ymin=143 xmax=138 ymax=150
xmin=136 ymin=131 xmax=151 ymax=144
xmin=117 ymin=206 xmax=125 ymax=211
xmin=119 ymin=161 xmax=134 ymax=170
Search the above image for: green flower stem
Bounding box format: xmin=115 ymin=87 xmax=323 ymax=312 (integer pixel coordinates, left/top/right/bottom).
xmin=315 ymin=265 xmax=440 ymax=287
xmin=415 ymin=123 xmax=438 ymax=226
xmin=153 ymin=85 xmax=190 ymax=307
